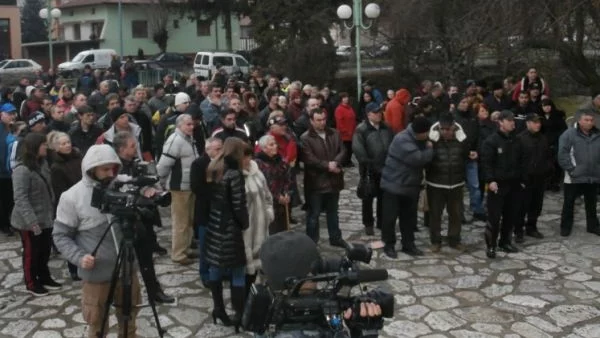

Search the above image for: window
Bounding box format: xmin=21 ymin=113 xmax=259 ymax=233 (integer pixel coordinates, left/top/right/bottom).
xmin=213 ymin=56 xmax=234 ymax=66
xmin=201 ymin=55 xmax=209 ymax=65
xmin=82 ymin=54 xmax=95 ymax=63
xmin=235 ymin=57 xmax=249 ymax=67
xmin=132 ymin=20 xmax=148 ymax=38
xmin=91 ymin=22 xmax=103 ymax=40
xmin=73 ymin=23 xmax=81 ymax=40
xmin=196 ymin=20 xmax=211 ymax=36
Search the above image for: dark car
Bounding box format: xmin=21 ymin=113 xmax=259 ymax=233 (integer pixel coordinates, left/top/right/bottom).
xmin=136 ymin=52 xmax=192 ymax=73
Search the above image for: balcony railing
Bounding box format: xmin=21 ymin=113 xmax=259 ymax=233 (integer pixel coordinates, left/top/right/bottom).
xmin=239 ymin=38 xmax=257 ymax=51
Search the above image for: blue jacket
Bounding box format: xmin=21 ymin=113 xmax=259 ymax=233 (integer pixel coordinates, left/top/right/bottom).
xmin=380 ymin=125 xmax=433 ymax=197
xmin=0 ymin=127 xmax=9 ymax=178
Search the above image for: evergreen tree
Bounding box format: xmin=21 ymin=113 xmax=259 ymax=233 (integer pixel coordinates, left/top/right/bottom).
xmin=21 ymin=0 xmax=47 ymax=43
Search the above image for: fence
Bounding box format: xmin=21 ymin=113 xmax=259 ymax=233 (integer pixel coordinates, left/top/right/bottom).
xmin=137 ymin=69 xmax=187 ymax=87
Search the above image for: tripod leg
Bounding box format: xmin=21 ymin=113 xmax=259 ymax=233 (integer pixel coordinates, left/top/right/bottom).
xmin=97 ymin=240 xmax=125 ymax=338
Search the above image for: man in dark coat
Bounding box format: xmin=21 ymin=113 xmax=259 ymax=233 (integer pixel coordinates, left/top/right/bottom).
xmin=539 ymin=98 xmax=567 ymax=190
xmin=481 ymin=111 xmax=525 ymax=258
xmin=301 ymin=108 xmax=346 ymax=247
xmin=352 ymin=104 xmax=394 ymax=235
xmin=515 ymin=114 xmax=552 ymax=243
xmin=68 ymin=105 xmax=103 ymax=156
xmin=484 ymin=81 xmax=513 ymax=112
xmin=426 ymin=114 xmax=470 ymax=252
xmin=380 ymin=116 xmax=433 ymax=258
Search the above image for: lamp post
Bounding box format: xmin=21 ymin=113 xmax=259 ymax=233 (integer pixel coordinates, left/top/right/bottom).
xmin=337 ymin=1 xmax=380 ymax=99
xmin=118 ymin=0 xmax=123 ymax=60
xmin=39 ymin=3 xmax=62 ymax=70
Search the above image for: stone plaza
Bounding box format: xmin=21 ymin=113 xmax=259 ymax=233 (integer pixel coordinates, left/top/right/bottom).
xmin=0 ymin=166 xmax=599 ymax=337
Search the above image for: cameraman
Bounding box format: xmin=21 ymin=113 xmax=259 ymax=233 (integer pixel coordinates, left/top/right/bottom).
xmin=53 ymin=144 xmax=141 ymax=337
xmin=256 ymin=232 xmax=384 ymax=338
xmin=112 ymin=131 xmax=175 ymax=304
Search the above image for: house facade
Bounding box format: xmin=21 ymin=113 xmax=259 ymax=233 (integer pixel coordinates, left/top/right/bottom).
xmin=0 ymin=0 xmax=22 ymax=59
xmin=22 ymin=0 xmax=247 ymax=68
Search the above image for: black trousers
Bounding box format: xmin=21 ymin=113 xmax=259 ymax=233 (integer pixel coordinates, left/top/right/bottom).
xmin=560 ymin=183 xmax=599 ymax=232
xmin=515 ymin=176 xmax=545 ymax=235
xmin=342 ymin=141 xmax=353 ymax=166
xmin=361 ymin=173 xmax=383 ymax=229
xmin=486 ymin=180 xmax=523 ymax=246
xmin=21 ymin=228 xmax=53 ymax=289
xmin=427 ymin=186 xmax=463 ymax=245
xmin=381 ymin=191 xmax=417 ymax=248
xmin=0 ymin=178 xmax=14 ymax=231
xmin=134 ymin=220 xmax=163 ymax=296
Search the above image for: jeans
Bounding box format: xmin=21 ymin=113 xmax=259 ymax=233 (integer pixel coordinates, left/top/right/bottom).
xmin=381 ymin=191 xmax=417 ymax=248
xmin=209 ymin=265 xmax=245 ymax=287
xmin=466 ymin=161 xmax=485 ymax=214
xmin=305 ymin=192 xmax=342 ymax=243
xmin=197 ymin=225 xmax=209 ymax=282
xmin=560 ymin=183 xmax=599 ymax=232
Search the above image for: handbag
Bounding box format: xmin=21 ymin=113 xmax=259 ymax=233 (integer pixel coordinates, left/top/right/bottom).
xmin=357 ymin=168 xmax=379 ymax=200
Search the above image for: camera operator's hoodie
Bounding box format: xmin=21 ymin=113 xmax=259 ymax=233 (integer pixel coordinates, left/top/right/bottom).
xmin=53 ymin=144 xmax=123 ymax=283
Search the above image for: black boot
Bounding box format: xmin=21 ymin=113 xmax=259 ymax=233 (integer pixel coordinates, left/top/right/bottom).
xmin=230 ymin=286 xmax=246 ymax=333
xmin=209 ymin=282 xmax=232 ymax=326
xmin=484 ymin=225 xmax=497 ymax=259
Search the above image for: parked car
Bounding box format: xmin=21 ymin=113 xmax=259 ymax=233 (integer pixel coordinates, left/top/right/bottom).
xmin=134 ymin=52 xmax=192 ymax=73
xmin=58 ymin=49 xmax=116 ymax=78
xmin=0 ymin=59 xmax=42 ymax=85
xmin=193 ymin=52 xmax=250 ymax=79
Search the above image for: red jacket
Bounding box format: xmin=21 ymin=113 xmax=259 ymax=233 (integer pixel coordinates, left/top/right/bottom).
xmin=334 ymin=103 xmax=357 ymax=141
xmin=384 ymin=89 xmax=411 ymax=134
xmin=512 ymin=76 xmax=550 ymax=102
xmin=254 ymin=131 xmax=298 ymax=163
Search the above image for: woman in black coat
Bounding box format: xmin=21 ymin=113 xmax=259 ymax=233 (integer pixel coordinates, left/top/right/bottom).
xmin=48 ymin=132 xmax=83 ymax=281
xmin=204 ymin=137 xmax=249 ymax=332
xmin=539 ymin=99 xmax=567 ymax=191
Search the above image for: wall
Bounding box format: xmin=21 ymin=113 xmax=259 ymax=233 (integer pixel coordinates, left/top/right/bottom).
xmin=0 ymin=5 xmax=22 ymax=58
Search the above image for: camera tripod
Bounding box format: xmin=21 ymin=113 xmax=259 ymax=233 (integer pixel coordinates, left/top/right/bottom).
xmin=94 ymin=217 xmax=166 ymax=338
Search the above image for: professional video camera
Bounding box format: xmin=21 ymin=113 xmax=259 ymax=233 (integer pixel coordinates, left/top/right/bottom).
xmin=242 ymin=242 xmax=394 ymax=338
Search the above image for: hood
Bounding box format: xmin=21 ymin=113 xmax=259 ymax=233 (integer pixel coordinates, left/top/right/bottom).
xmin=395 ymin=89 xmax=411 ymax=105
xmin=243 ymin=159 xmax=260 ymax=177
xmin=81 ymin=144 xmax=122 ymax=181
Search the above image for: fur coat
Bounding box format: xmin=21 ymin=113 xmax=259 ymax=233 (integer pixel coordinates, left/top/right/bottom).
xmin=243 ymin=160 xmax=274 ymax=275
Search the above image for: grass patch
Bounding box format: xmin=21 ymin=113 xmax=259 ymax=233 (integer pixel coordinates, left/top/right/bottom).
xmin=554 ymin=96 xmax=589 ymax=117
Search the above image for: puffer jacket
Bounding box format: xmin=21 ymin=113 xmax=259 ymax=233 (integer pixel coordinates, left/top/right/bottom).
xmin=481 ymin=130 xmax=525 ymax=183
xmin=518 ymin=130 xmax=553 ymax=178
xmin=11 ymin=160 xmax=55 ymax=230
xmin=300 ymin=126 xmax=346 ymax=194
xmin=426 ymin=136 xmax=469 ymax=188
xmin=454 ymin=108 xmax=479 ymax=152
xmin=204 ymin=156 xmax=249 ymax=268
xmin=352 ymin=120 xmax=394 ymax=174
xmin=157 ymin=128 xmax=199 ymax=191
xmin=384 ymin=89 xmax=411 ymax=134
xmin=50 ymin=149 xmax=83 ymax=208
xmin=52 ymin=144 xmax=123 ymax=283
xmin=558 ymin=126 xmax=600 ymax=184
xmin=380 ymin=125 xmax=433 ymax=197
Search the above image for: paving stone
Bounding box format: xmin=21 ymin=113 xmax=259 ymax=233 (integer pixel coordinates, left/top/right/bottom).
xmin=502 ymin=295 xmax=549 ymax=308
xmin=413 ymin=284 xmax=452 ymax=297
xmin=0 ymin=319 xmax=38 ymax=338
xmin=424 ymin=311 xmax=467 ymax=331
xmin=421 ymin=296 xmax=460 ymax=310
xmin=547 ymin=305 xmax=600 ymax=327
xmin=482 ymin=284 xmax=513 ymax=298
xmin=394 ymin=295 xmax=416 ymax=306
xmin=496 ymin=273 xmax=515 ymax=284
xmin=384 ymin=320 xmax=432 ymax=337
xmin=449 ymin=329 xmax=498 ymax=338
xmin=471 ymin=323 xmax=503 ymax=334
xmin=411 ymin=265 xmax=452 ymax=278
xmin=524 ymin=316 xmax=562 ymax=333
xmin=447 ymin=275 xmax=487 ymax=289
xmin=564 ymin=272 xmax=593 ymax=281
xmin=574 ymin=324 xmax=600 ymax=338
xmin=455 ymin=291 xmax=488 ymax=303
xmin=453 ymin=307 xmax=514 ymax=323
xmin=399 ymin=304 xmax=430 ymax=320
xmin=491 ymin=301 xmax=542 ymax=316
xmin=511 ymin=322 xmax=552 ymax=338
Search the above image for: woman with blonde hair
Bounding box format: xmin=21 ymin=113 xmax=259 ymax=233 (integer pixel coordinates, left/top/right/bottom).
xmin=204 ymin=137 xmax=249 ymax=332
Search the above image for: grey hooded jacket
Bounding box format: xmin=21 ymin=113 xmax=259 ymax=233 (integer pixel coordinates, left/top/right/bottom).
xmin=11 ymin=160 xmax=55 ymax=230
xmin=52 ymin=144 xmax=124 ymax=283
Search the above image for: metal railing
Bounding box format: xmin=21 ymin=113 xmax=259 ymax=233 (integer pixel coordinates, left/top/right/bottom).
xmin=137 ymin=69 xmax=183 ymax=87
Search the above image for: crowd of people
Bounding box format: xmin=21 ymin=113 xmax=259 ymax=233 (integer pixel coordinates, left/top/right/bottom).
xmin=0 ymin=64 xmax=599 ymax=336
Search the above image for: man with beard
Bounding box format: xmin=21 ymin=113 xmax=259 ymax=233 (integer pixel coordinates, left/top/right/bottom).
xmin=123 ymin=95 xmax=153 ymax=161
xmin=211 ymin=109 xmax=249 ymax=142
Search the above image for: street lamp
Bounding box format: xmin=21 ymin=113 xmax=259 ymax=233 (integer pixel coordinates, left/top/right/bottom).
xmin=337 ymin=1 xmax=380 ymax=99
xmin=39 ymin=4 xmax=62 ymax=70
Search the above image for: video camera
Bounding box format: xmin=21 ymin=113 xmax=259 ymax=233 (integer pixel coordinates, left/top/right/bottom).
xmin=242 ymin=243 xmax=394 ymax=337
xmin=90 ymin=161 xmax=170 ymax=219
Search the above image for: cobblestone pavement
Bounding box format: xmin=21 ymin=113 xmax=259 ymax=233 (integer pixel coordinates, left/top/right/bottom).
xmin=1 ymin=166 xmax=600 ymax=338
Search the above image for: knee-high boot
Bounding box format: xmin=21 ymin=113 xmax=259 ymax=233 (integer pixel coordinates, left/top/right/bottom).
xmin=230 ymin=285 xmax=246 ymax=333
xmin=209 ymin=281 xmax=232 ymax=326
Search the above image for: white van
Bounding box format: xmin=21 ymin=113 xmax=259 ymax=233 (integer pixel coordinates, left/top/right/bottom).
xmin=193 ymin=52 xmax=250 ymax=79
xmin=58 ymin=49 xmax=116 ymax=77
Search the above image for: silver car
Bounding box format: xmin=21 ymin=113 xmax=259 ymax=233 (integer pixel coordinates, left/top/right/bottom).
xmin=0 ymin=59 xmax=43 ymax=85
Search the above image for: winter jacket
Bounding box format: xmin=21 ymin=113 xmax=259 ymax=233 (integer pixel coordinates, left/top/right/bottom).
xmin=254 ymin=131 xmax=298 ymax=164
xmin=0 ymin=125 xmax=10 ymax=178
xmin=255 ymin=151 xmax=291 ymax=199
xmin=477 ymin=118 xmax=497 ymax=154
xmin=300 ymin=126 xmax=346 ymax=194
xmin=483 ymin=94 xmax=513 ymax=112
xmin=154 ymin=109 xmax=183 ymax=158
xmin=204 ymin=157 xmax=249 ymax=268
xmin=384 ymin=89 xmax=411 ymax=134
xmin=380 ymin=125 xmax=433 ymax=197
xmin=352 ymin=121 xmax=394 ymax=174
xmin=540 ymin=105 xmax=567 ymax=148
xmin=88 ymin=92 xmax=107 ymax=116
xmin=11 ymin=160 xmax=55 ymax=230
xmin=50 ymin=149 xmax=83 ymax=207
xmin=69 ymin=123 xmax=103 ymax=156
xmin=190 ymin=154 xmax=213 ymax=226
xmin=200 ymin=97 xmax=222 ymax=132
xmin=20 ymin=99 xmax=41 ymax=121
xmin=481 ymin=130 xmax=525 ymax=183
xmin=573 ymin=101 xmax=600 ymax=129
xmin=517 ymin=130 xmax=553 ymax=178
xmin=334 ymin=103 xmax=357 ymax=141
xmin=211 ymin=125 xmax=249 ymax=143
xmin=243 ymin=160 xmax=274 ymax=275
xmin=426 ymin=136 xmax=469 ymax=188
xmin=47 ymin=119 xmax=71 ymax=133
xmin=558 ymin=126 xmax=600 ymax=184
xmin=130 ymin=110 xmax=154 ymax=159
xmin=157 ymin=128 xmax=199 ymax=191
xmin=53 ymin=144 xmax=124 ymax=283
xmin=512 ymin=77 xmax=549 ymax=102
xmin=454 ymin=109 xmax=479 ymax=152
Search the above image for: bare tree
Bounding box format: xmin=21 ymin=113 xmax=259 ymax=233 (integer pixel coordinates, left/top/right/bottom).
xmin=147 ymin=0 xmax=170 ymax=52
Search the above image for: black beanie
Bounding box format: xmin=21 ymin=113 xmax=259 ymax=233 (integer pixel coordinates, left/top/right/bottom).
xmin=412 ymin=116 xmax=432 ymax=134
xmin=110 ymin=107 xmax=127 ymax=122
xmin=439 ymin=113 xmax=455 ymax=127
